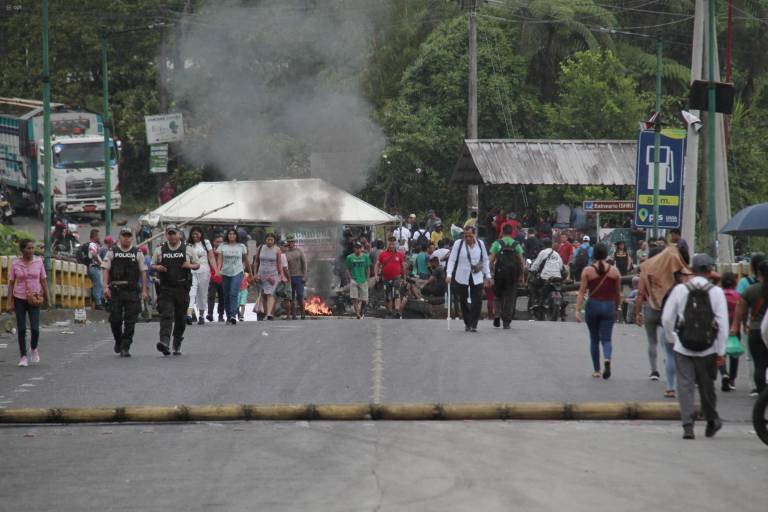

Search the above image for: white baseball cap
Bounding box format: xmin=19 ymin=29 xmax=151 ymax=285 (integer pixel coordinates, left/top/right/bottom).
xmin=582 ymin=235 xmax=590 ymax=242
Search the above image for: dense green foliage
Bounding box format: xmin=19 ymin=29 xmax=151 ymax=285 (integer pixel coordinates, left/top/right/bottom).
xmin=1 ymin=0 xmax=766 ymax=220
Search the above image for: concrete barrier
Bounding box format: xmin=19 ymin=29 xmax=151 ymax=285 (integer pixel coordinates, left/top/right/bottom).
xmin=0 ymin=401 xmax=694 ymax=424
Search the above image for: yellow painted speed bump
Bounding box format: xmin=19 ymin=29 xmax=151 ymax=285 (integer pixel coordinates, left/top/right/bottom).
xmin=0 ymin=401 xmax=693 ymax=424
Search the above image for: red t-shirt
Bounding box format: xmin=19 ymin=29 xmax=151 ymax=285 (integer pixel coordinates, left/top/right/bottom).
xmin=557 ymin=242 xmax=574 ymax=265
xmin=378 ymin=250 xmax=404 ymax=280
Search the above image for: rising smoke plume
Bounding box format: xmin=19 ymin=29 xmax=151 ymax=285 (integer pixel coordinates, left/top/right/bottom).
xmin=170 ymin=0 xmax=387 ymax=193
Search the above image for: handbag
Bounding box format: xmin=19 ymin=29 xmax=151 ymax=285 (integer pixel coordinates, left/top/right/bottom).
xmin=726 ymin=334 xmax=745 ymax=357
xmin=27 ymin=292 xmax=44 ymax=307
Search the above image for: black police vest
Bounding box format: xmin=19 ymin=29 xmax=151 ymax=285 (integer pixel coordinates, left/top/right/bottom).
xmin=109 ymin=246 xmax=140 ymax=290
xmin=159 ymin=242 xmax=191 ymax=288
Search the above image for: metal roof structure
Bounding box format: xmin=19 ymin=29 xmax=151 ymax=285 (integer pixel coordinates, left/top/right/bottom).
xmin=451 ymin=139 xmax=637 ymax=186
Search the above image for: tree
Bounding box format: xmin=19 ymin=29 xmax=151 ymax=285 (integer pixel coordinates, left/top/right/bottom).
xmin=548 ymin=49 xmax=645 ymax=139
xmin=363 ymin=14 xmax=542 ymax=213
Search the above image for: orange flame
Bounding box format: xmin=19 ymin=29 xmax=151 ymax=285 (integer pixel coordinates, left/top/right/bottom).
xmin=304 ymin=296 xmax=332 ymax=316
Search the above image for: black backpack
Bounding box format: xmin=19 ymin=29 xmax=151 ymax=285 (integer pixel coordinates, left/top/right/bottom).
xmin=76 ymin=243 xmax=92 ymax=265
xmin=494 ymin=240 xmax=520 ymax=281
xmin=572 ymin=247 xmax=589 ymax=269
xmin=412 ymin=230 xmax=430 ymax=251
xmin=677 ymin=283 xmax=717 ymax=351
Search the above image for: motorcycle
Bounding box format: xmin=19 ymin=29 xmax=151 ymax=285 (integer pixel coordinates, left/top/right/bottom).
xmin=51 ymin=221 xmax=81 ymax=256
xmin=0 ymin=190 xmax=13 ymax=225
xmin=528 ymin=277 xmax=568 ymax=322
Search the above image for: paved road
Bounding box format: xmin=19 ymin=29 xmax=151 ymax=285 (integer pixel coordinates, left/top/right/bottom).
xmin=1 ymin=421 xmax=765 ymax=512
xmin=2 ymin=318 xmax=765 ymax=511
xmin=0 ymin=318 xmax=758 ymax=420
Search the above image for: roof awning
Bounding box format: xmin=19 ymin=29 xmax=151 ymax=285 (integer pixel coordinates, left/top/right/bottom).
xmin=451 ymin=139 xmax=637 ymax=186
xmin=151 ymin=178 xmax=396 ymax=226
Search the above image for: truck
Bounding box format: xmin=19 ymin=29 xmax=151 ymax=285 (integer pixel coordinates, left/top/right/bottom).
xmin=0 ymin=97 xmax=120 ymax=215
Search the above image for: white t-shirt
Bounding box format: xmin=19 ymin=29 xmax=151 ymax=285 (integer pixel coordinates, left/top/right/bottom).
xmin=432 ymin=248 xmax=450 ymax=268
xmin=191 ymin=240 xmax=213 ymax=274
xmin=530 ymin=248 xmax=564 ymax=280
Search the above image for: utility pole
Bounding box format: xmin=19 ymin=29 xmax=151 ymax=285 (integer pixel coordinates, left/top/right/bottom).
xmin=465 ymin=0 xmax=479 ymax=215
xmin=41 ymin=0 xmax=52 ymax=285
xmin=706 ymin=0 xmax=717 ymax=255
xmin=100 ymin=31 xmax=112 ymax=237
xmin=651 ymin=39 xmax=662 ymax=239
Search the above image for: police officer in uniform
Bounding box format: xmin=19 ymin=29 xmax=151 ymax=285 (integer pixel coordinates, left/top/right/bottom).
xmin=151 ymin=225 xmax=199 ymax=356
xmin=102 ymin=228 xmax=148 ymax=357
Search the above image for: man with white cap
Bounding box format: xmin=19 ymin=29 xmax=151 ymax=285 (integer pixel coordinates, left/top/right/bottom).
xmin=151 ymin=224 xmax=199 ymax=356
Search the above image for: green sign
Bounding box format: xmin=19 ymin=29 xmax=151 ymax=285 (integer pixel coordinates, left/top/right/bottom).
xmin=149 ymin=144 xmax=168 ymax=174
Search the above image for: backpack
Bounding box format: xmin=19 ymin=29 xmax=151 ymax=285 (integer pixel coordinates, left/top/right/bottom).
xmin=77 ymin=243 xmax=92 ymax=265
xmin=677 ymin=282 xmax=717 ymax=351
xmin=572 ymin=247 xmax=589 ymax=270
xmin=411 ymin=230 xmax=429 ymax=251
xmin=494 ymin=240 xmax=520 ymax=281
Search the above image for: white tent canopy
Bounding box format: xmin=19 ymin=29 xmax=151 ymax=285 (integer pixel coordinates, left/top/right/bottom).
xmin=151 ymin=178 xmax=395 ymax=226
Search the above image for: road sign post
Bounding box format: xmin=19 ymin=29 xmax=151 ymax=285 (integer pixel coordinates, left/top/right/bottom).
xmin=634 ymin=130 xmax=686 ymax=231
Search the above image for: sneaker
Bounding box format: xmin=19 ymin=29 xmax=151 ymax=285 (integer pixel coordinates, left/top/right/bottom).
xmin=592 ymin=371 xmax=601 ymax=378
xmin=750 ymin=389 xmax=759 ymax=397
xmin=705 ymin=418 xmax=722 ymax=438
xmin=229 ymin=317 xmax=237 ymax=325
xmin=729 ymin=382 xmax=736 ymax=391
xmin=172 ymin=338 xmax=183 ymax=353
xmin=682 ymin=425 xmax=695 ymax=440
xmin=602 ymin=361 xmax=612 ymax=380
xmin=465 ymin=326 xmax=471 ymax=332
xmin=113 ymin=340 xmax=121 ymax=354
xmin=30 ymin=349 xmax=40 ymax=364
xmin=238 ymin=315 xmax=245 ymax=322
xmin=119 ymin=350 xmax=131 ymax=358
xmin=493 ymin=318 xmax=500 ymax=328
xmin=156 ymin=342 xmax=171 ymax=356
xmin=649 ymin=371 xmax=660 ymax=381
xmin=470 ymin=327 xmax=478 ymax=332
xmin=721 ymin=377 xmax=731 ymax=392
xmin=206 ymin=315 xmax=214 ymax=322
xmin=198 ymin=317 xmax=205 ymax=325
xmin=218 ymin=316 xmax=225 ymax=322
xmin=18 ymin=356 xmax=28 ymax=367
xmin=172 ymin=349 xmax=182 ymax=356
xmin=185 ymin=316 xmax=194 ymax=325
xmin=503 ymin=322 xmax=511 ymax=330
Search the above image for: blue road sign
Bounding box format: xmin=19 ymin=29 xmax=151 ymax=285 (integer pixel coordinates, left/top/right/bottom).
xmin=634 ymin=129 xmax=686 ymax=229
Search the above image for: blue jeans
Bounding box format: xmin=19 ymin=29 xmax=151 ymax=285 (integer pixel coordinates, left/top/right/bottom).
xmin=14 ymin=297 xmax=40 ymax=357
xmin=88 ymin=265 xmax=103 ymax=306
xmin=662 ymin=331 xmax=677 ymax=391
xmin=221 ymin=273 xmax=243 ymax=320
xmin=291 ymin=276 xmax=305 ymax=304
xmin=585 ymin=299 xmax=615 ymax=371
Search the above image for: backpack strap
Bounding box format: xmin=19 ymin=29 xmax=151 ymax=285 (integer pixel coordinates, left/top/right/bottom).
xmin=451 ymin=240 xmax=464 ymax=281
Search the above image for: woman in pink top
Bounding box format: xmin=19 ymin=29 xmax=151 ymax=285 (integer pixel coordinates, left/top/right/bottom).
xmin=7 ymin=239 xmax=49 ymax=367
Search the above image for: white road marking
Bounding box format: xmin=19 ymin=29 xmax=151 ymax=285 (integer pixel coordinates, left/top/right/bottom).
xmin=371 ymin=320 xmax=384 ymax=405
xmin=29 ymin=377 xmax=44 ymax=381
xmin=0 ymin=343 xmax=7 ymax=348
xmin=20 ymin=383 xmax=35 ymax=387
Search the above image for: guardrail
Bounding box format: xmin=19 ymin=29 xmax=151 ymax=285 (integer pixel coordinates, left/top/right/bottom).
xmin=0 ymin=257 xmax=92 ymax=309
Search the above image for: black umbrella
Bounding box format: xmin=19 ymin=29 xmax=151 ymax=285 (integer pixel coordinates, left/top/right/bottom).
xmin=720 ymin=202 xmax=768 ymax=236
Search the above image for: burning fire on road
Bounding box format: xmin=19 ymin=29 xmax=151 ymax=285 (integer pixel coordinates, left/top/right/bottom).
xmin=304 ymin=296 xmax=332 ymax=316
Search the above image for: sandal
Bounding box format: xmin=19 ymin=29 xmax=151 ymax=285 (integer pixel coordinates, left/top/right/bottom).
xmin=592 ymin=371 xmax=602 ymax=378
xmin=664 ymin=389 xmax=676 ymax=398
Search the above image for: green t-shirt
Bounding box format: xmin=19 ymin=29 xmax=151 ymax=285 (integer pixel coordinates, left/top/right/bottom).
xmin=346 ymin=253 xmax=371 ymax=285
xmin=741 ymin=282 xmax=768 ymax=329
xmin=490 ymin=237 xmax=524 ymax=256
